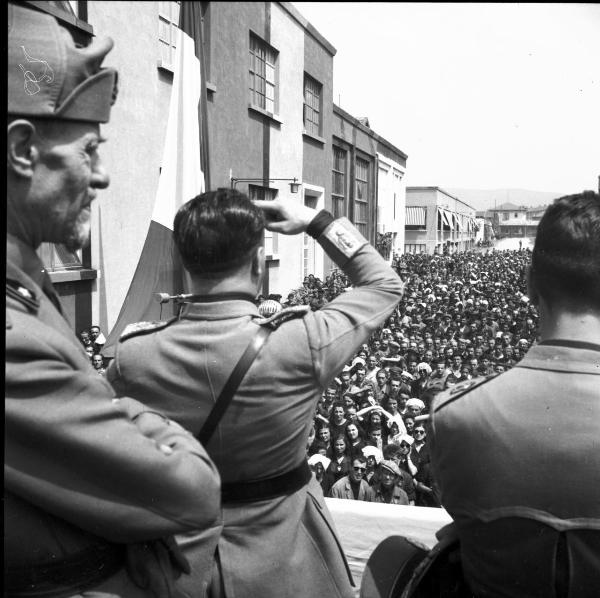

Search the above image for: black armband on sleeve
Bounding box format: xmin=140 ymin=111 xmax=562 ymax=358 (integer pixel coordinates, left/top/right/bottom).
xmin=306 ymin=210 xmax=335 ymax=239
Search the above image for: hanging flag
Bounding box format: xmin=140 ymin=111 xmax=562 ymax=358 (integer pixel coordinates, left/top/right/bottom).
xmin=103 ymin=2 xmax=206 ymax=357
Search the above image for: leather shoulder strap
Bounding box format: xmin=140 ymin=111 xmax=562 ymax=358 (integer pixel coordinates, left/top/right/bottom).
xmin=197 ymin=325 xmax=272 ymax=445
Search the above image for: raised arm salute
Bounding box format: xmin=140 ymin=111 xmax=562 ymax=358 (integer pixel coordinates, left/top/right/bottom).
xmin=107 ymin=189 xmax=404 ymax=598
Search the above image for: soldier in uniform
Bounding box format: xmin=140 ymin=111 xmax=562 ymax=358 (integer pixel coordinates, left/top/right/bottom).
xmin=6 ymin=4 xmax=220 ymax=596
xmin=107 ymin=188 xmax=404 ymax=597
xmin=427 ymin=191 xmax=600 ymax=596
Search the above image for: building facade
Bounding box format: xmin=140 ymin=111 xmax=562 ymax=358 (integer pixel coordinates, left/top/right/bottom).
xmin=26 ymin=1 xmax=406 ymax=334
xmin=330 ymin=105 xmax=407 ymax=269
xmin=405 ymin=187 xmax=476 ymax=255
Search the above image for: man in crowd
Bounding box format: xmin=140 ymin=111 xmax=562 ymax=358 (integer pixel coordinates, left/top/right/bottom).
xmin=330 ymin=401 xmax=349 ymax=439
xmin=90 ymin=324 xmax=107 ymax=352
xmin=365 ymin=354 xmax=380 ymax=381
xmin=429 ymin=192 xmax=600 ymax=596
xmin=329 ymin=456 xmax=375 ymax=502
xmin=107 ymin=189 xmax=404 ymax=597
xmin=6 ymin=4 xmax=220 ymax=596
xmin=92 ymin=353 xmax=106 ymax=376
xmin=371 ymin=460 xmax=410 ymax=505
xmin=426 ymin=358 xmax=449 ymax=391
xmin=373 ymin=368 xmax=390 ymax=403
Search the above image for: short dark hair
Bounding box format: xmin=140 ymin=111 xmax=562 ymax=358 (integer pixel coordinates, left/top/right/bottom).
xmin=173 ymin=188 xmax=265 ymax=275
xmin=531 ymin=191 xmax=600 ymax=309
xmin=383 ymin=443 xmax=402 ymax=459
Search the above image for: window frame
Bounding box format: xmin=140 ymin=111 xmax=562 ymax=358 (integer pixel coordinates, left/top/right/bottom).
xmin=354 ymin=156 xmax=370 ymax=238
xmin=249 ymin=32 xmax=278 ymax=115
xmin=332 ymin=146 xmax=347 ymax=219
xmin=158 ymin=1 xmax=181 ymax=71
xmin=303 ymin=73 xmax=322 ymax=138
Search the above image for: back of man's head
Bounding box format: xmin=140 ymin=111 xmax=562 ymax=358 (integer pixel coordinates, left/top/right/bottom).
xmin=174 ymin=188 xmax=265 ymax=276
xmin=531 ymin=191 xmax=600 ymax=310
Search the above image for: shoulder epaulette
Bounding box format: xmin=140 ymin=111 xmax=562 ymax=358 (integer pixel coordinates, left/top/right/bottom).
xmin=6 ymin=279 xmax=40 ymax=314
xmin=432 ymin=373 xmax=499 ymax=413
xmin=119 ymin=317 xmax=177 ymax=342
xmin=257 ymin=305 xmax=310 ymax=329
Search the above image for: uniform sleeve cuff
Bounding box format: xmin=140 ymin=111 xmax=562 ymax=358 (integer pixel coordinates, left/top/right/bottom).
xmin=306 ymin=210 xmax=335 ymax=239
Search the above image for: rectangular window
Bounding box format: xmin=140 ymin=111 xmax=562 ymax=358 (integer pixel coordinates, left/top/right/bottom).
xmin=38 ymin=243 xmax=84 ymax=271
xmin=354 ymin=157 xmax=370 ymax=237
xmin=249 ymin=185 xmax=278 ymax=255
xmin=404 ymin=244 xmax=426 ymax=254
xmin=249 ymin=33 xmax=277 ymax=114
xmin=332 ymin=147 xmax=347 ymax=219
xmin=158 ymin=1 xmax=180 ymax=69
xmin=303 ymin=74 xmax=322 ymax=137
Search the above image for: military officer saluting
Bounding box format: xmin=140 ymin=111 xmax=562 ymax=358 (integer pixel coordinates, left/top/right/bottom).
xmin=107 ymin=188 xmax=405 ymax=597
xmin=6 ymin=4 xmax=220 ymax=596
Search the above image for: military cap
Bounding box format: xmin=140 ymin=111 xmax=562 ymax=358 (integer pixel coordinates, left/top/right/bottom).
xmin=8 ymin=3 xmax=118 ymax=123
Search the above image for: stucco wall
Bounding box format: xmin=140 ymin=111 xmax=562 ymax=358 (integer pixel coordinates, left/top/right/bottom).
xmin=206 ymin=2 xmax=268 ymax=189
xmin=266 ymin=3 xmax=305 ymax=295
xmin=301 ymin=21 xmax=333 ymax=195
xmin=87 ymin=2 xmax=173 ymax=330
xmin=377 ymin=153 xmax=406 ymax=257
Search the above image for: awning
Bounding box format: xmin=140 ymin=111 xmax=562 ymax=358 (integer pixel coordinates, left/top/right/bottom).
xmin=406 ymin=206 xmax=427 ymax=226
xmin=440 ymin=209 xmax=452 ymax=227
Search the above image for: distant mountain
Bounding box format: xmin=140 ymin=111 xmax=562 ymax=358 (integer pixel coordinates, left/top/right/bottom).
xmin=445 ymin=188 xmax=563 ymax=212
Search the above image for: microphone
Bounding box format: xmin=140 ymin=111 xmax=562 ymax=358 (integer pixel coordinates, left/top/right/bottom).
xmin=153 ymin=293 xmax=194 ymax=304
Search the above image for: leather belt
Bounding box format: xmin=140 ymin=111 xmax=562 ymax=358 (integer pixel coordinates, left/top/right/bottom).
xmin=222 ymin=460 xmax=312 ymax=504
xmin=5 ymin=543 xmax=125 ymax=595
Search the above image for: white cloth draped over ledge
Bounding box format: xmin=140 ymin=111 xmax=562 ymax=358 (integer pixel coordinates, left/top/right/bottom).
xmin=326 ymin=498 xmax=453 ymax=595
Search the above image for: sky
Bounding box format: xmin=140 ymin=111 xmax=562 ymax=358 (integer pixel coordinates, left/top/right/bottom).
xmin=292 ymin=2 xmax=600 ymax=194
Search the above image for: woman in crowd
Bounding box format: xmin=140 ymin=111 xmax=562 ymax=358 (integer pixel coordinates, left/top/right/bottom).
xmin=345 ymin=422 xmax=367 ymax=459
xmin=327 ymin=435 xmax=351 ymax=483
xmin=308 ymin=454 xmax=333 ymax=497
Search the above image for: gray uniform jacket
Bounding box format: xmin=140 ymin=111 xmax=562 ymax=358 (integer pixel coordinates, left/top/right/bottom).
xmin=430 ymin=341 xmax=600 ymax=598
xmin=5 ymin=234 xmax=221 ymax=598
xmin=107 ymin=218 xmax=404 ymax=598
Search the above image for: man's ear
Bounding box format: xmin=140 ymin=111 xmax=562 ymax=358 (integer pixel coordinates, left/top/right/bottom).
xmin=7 ymin=119 xmax=38 ymax=179
xmin=526 ymin=265 xmax=539 ymax=306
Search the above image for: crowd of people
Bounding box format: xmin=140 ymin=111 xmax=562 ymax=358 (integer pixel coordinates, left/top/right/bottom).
xmin=81 ymin=246 xmax=540 ymax=510
xmin=9 ymin=4 xmax=597 ymax=596
xmin=289 ymin=247 xmax=540 ymax=508
xmin=78 ymin=325 xmax=108 ymax=375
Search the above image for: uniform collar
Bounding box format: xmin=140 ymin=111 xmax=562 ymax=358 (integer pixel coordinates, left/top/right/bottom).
xmin=6 ymin=233 xmax=47 ymax=289
xmin=181 ymin=297 xmax=260 ymax=320
xmin=516 ymin=343 xmax=600 ymax=375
